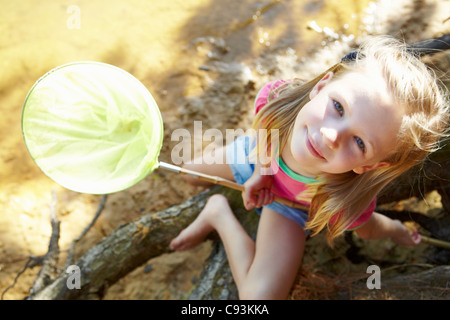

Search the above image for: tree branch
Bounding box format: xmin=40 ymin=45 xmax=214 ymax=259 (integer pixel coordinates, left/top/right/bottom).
xmin=65 ymin=194 xmax=107 ymax=268
xmin=27 ymin=190 xmax=61 ymax=299
xmin=29 ymin=186 xmax=243 ymax=299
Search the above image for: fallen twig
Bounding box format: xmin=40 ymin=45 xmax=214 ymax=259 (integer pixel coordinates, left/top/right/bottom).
xmin=65 ymin=194 xmax=107 ymax=268
xmin=1 ymin=257 xmax=33 ymax=300
xmin=27 ymin=190 xmax=61 ymax=299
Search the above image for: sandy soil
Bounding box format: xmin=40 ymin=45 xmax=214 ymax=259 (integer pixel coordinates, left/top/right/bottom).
xmin=0 ymin=0 xmax=448 ymax=300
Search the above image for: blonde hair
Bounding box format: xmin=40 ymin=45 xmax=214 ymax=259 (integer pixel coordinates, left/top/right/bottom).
xmin=252 ymin=36 xmax=449 ymax=246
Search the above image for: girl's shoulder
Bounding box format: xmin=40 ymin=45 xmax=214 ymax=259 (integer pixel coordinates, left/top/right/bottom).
xmin=329 ymin=198 xmax=377 ymax=231
xmin=254 ymin=79 xmax=289 ymax=114
xmin=346 ymin=198 xmax=377 ymax=231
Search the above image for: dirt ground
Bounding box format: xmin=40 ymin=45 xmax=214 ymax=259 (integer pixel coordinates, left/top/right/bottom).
xmin=0 ymin=0 xmax=449 ymax=300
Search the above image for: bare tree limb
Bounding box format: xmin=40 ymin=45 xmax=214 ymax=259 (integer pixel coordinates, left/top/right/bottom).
xmin=29 ymin=186 xmax=236 ymax=300
xmin=1 ymin=257 xmax=33 ymax=300
xmin=27 ymin=190 xmax=61 ymax=299
xmin=65 ymin=194 xmax=108 ymax=268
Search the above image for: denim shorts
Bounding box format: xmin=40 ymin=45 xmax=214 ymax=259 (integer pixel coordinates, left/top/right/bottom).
xmin=226 ymin=135 xmax=308 ymax=228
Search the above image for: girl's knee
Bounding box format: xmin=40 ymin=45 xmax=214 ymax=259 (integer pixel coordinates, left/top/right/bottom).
xmin=205 ymin=194 xmax=231 ymax=214
xmin=208 ymin=193 xmax=228 ymax=202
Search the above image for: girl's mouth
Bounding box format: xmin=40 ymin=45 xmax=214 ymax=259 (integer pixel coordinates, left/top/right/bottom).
xmin=306 ymin=130 xmax=325 ymax=160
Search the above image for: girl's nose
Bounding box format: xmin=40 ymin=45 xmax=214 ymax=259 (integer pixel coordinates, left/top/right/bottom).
xmin=320 ymin=127 xmax=339 ymax=149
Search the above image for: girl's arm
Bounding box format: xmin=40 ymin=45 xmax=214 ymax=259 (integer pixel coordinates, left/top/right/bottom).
xmin=354 ymin=212 xmax=421 ymax=246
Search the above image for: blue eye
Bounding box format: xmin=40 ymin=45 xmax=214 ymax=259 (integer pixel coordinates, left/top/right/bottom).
xmin=333 ymin=100 xmax=344 ymax=116
xmin=355 ymin=136 xmax=366 ymax=153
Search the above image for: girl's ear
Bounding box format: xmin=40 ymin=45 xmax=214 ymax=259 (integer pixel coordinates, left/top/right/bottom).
xmin=353 ymin=161 xmax=391 ymax=174
xmin=309 ymin=72 xmax=334 ymax=99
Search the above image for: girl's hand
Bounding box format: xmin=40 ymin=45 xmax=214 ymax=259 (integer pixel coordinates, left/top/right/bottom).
xmin=242 ymin=171 xmax=274 ymax=210
xmin=390 ymin=220 xmax=422 ymax=247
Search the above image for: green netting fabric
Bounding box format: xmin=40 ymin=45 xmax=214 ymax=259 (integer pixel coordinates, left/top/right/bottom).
xmin=22 ymin=62 xmax=163 ymax=194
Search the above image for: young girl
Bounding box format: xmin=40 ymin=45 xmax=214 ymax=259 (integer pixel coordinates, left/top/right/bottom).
xmin=169 ymin=36 xmax=449 ymax=299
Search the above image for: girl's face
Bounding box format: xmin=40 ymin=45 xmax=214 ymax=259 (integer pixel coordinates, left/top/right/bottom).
xmin=287 ymin=69 xmax=404 ymax=178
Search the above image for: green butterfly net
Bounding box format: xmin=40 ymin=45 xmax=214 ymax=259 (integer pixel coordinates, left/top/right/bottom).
xmin=22 ymin=62 xmax=164 ymax=194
